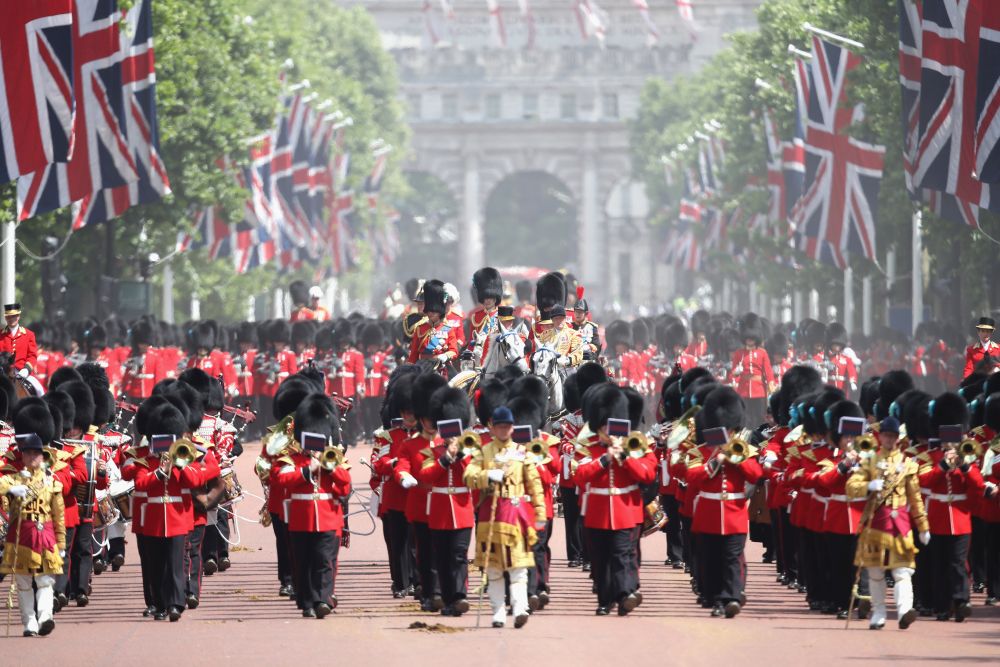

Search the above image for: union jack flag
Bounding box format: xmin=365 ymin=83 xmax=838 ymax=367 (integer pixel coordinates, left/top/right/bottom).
xmin=72 ymin=0 xmax=170 ymax=229
xmin=675 ymin=0 xmax=698 ymax=37
xmin=916 ymin=0 xmax=1000 ymax=210
xmin=763 ymin=108 xmax=786 ymax=225
xmin=271 ymin=93 xmax=310 ymax=248
xmin=789 ymin=36 xmax=885 ymax=269
xmin=784 ymin=54 xmax=809 ymax=217
xmin=975 ymin=7 xmax=1000 ymax=183
xmin=18 ymin=0 xmax=138 ymax=222
xmin=364 ymin=146 xmax=390 ymax=213
xmin=192 ymin=205 xmax=230 ymax=260
xmin=0 ymin=1 xmax=74 ymax=183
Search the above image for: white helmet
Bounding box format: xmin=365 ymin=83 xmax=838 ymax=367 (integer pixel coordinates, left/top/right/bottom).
xmin=444 ymin=282 xmax=460 ymax=306
xmin=308 ymin=285 xmax=324 ymax=299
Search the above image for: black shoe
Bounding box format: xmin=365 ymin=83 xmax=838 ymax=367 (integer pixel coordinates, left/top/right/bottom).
xmin=111 ymin=554 xmax=125 ymax=570
xmin=710 ymin=604 xmax=724 ymax=617
xmin=143 ymin=605 xmax=156 ymax=617
xmin=219 ymin=557 xmax=231 ymax=572
xmin=55 ymin=593 xmax=68 ymax=611
xmin=514 ymin=612 xmax=529 ymax=628
xmin=203 ymin=559 xmax=218 ymax=575
xmin=492 ymin=621 xmax=504 ymax=628
xmin=278 ymin=584 xmax=293 ymax=598
xmin=93 ymin=559 xmax=106 ymax=575
xmin=899 ymin=608 xmax=918 ymax=629
xmin=39 ymin=619 xmax=55 ymax=636
xmin=302 ymin=608 xmax=316 ymax=618
xmin=392 ymin=589 xmax=406 ymax=599
xmin=419 ymin=599 xmax=433 ymax=612
xmin=836 ymin=609 xmax=849 ymax=620
xmin=406 ymin=585 xmax=417 ymax=598
xmin=154 ymin=610 xmax=168 ymax=621
xmin=762 ymin=555 xmax=774 ymax=564
xmin=935 ymin=612 xmax=950 ymax=621
xmin=973 ymin=582 xmax=986 ymax=593
xmin=724 ymin=601 xmax=741 ymax=618
xmin=673 ymin=562 xmax=684 ymax=570
xmin=821 ymin=603 xmax=837 ymax=615
xmin=985 ymin=597 xmax=998 ymax=606
xmin=528 ymin=594 xmax=540 ymax=611
xmin=797 ymin=584 xmax=807 ymax=594
xmin=664 ymin=558 xmax=673 ymax=566
xmin=75 ymin=594 xmax=89 ymax=607
xmin=595 ymin=606 xmax=610 ymax=616
xmin=186 ymin=594 xmax=199 ymax=610
xmin=582 ymin=562 xmax=591 ymax=573
xmin=618 ymin=593 xmax=639 ymax=616
xmin=777 ymin=574 xmax=787 ymax=584
xmin=954 ymin=601 xmax=972 ymax=622
xmin=23 ymin=630 xmax=38 ymax=637
xmin=634 ymin=591 xmax=643 ymax=607
xmin=168 ymin=606 xmax=183 ymax=622
xmin=454 ymin=598 xmax=470 ymax=615
xmin=683 ymin=564 xmax=691 ymax=574
xmin=430 ymin=595 xmax=445 ymax=611
xmin=538 ymin=591 xmax=550 ymax=608
xmin=315 ymin=602 xmax=332 ymax=619
xmin=808 ymin=600 xmax=822 ymax=611
xmin=568 ymin=560 xmax=581 ymax=568
xmin=786 ymin=579 xmax=798 ymax=590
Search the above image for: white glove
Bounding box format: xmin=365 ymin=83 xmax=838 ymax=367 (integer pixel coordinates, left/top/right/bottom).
xmin=734 ymin=364 xmax=744 ymax=375
xmin=400 ymin=474 xmax=418 ymax=489
xmin=434 ymin=353 xmax=450 ymax=363
xmin=919 ymin=531 xmax=931 ymax=546
xmin=19 ymin=469 xmax=31 ymax=479
xmin=17 ymin=367 xmax=29 ymax=379
xmin=378 ymin=445 xmax=391 ymax=457
xmin=868 ymin=479 xmax=884 ymax=493
xmin=59 ymin=550 xmax=66 ymax=559
xmin=556 ymin=355 xmax=570 ymax=367
xmin=764 ymin=450 xmax=778 ymax=464
xmin=7 ymin=485 xmax=28 ymax=498
xmin=487 ymin=469 xmax=505 ymax=483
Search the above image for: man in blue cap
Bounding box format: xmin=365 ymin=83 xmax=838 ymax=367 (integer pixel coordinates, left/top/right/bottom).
xmin=846 ymin=415 xmax=931 ymax=630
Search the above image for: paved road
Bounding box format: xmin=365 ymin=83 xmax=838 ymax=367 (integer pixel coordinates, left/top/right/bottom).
xmin=9 ymin=442 xmax=998 ymax=666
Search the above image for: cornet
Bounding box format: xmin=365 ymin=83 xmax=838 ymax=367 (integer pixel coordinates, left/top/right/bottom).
xmin=624 ymin=431 xmax=651 ymax=458
xmin=459 ymin=430 xmax=482 ymax=456
xmin=318 ymin=445 xmax=345 ymax=470
xmin=955 ymin=438 xmax=982 ymax=465
xmin=527 ymin=439 xmax=551 ymax=463
xmin=168 ymin=439 xmax=197 ymax=466
xmin=853 ymin=434 xmax=878 ymax=455
xmin=722 ymin=432 xmax=757 ymax=463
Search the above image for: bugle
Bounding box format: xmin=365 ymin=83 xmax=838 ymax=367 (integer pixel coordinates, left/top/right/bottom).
xmin=318 ymin=445 xmax=345 ymax=470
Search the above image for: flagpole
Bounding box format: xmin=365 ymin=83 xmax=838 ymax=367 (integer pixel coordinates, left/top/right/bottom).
xmin=912 ymin=209 xmax=923 ymax=335
xmin=862 ymin=275 xmax=872 ymax=336
xmin=843 ymin=265 xmax=854 ymax=335
xmin=787 ymin=44 xmax=812 ymax=60
xmin=802 ymin=23 xmax=864 ymax=50
xmin=162 ymin=260 xmax=174 ymax=323
xmin=0 ymin=221 xmax=14 ymax=305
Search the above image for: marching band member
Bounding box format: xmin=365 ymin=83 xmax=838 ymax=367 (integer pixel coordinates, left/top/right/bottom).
xmin=1 ymin=402 xmax=66 ymax=637
xmin=121 ymin=320 xmax=161 ymax=403
xmin=276 ymin=394 xmax=351 ymax=618
xmin=464 ymin=405 xmax=547 ymax=628
xmin=846 ymin=416 xmax=929 ymax=630
xmin=360 ymin=322 xmax=388 ymax=440
xmin=330 ymin=322 xmax=365 ymax=446
xmin=826 ymin=323 xmax=859 ymax=395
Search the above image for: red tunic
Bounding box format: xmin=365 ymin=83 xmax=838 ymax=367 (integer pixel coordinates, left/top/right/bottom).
xmin=574 ymin=442 xmax=656 ymax=530
xmin=134 ymin=461 xmax=208 ymax=537
xmin=394 ymin=433 xmax=437 ymax=523
xmin=121 ymin=349 xmax=162 ymax=399
xmin=687 ymin=455 xmax=763 ymax=535
xmin=729 ymin=348 xmax=775 ymax=399
xmin=964 ymin=340 xmax=1000 ymax=378
xmin=920 ymin=461 xmax=985 ymax=535
xmin=331 ymin=348 xmax=365 ymax=398
xmin=0 ymin=325 xmax=37 ymax=373
xmin=415 ymin=444 xmax=473 ymax=530
xmin=275 ymin=452 xmax=351 ymax=533
xmin=373 ymin=427 xmax=412 ymax=514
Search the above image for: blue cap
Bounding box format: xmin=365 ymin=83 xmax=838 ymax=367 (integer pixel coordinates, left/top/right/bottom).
xmin=879 ymin=416 xmax=901 ymax=434
xmin=491 ymin=406 xmax=514 ymax=425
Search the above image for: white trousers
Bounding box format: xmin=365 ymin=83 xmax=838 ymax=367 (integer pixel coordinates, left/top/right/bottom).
xmin=867 ymin=567 xmax=914 ymax=626
xmin=487 ymin=566 xmax=528 ymax=625
xmin=14 ymin=573 xmax=55 ymax=634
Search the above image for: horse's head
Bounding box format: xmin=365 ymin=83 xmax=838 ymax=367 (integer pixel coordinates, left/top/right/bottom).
xmin=496 ymin=324 xmax=529 ymax=373
xmin=531 ymin=345 xmax=558 ymax=378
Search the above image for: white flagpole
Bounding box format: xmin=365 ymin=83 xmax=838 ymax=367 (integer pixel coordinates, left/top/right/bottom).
xmin=787 ymin=44 xmax=812 ymax=60
xmin=0 ymin=221 xmax=14 ymax=306
xmin=802 ymin=23 xmax=864 ymax=50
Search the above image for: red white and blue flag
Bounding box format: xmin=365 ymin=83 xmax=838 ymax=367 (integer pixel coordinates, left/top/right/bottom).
xmin=975 ymin=6 xmax=1000 ymax=183
xmin=18 ymin=0 xmax=137 ymax=221
xmin=0 ymin=1 xmax=74 ymax=184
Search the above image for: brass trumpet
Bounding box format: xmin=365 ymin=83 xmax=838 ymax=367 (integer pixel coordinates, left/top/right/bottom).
xmin=722 ymin=435 xmax=757 ymax=462
xmin=319 ymin=445 xmax=345 ymax=469
xmin=168 ymin=439 xmax=197 ymax=465
xmin=853 ymin=434 xmax=878 ymax=454
xmin=527 ymin=439 xmax=552 ymax=463
xmin=625 ymin=431 xmax=651 ymax=456
xmin=459 ymin=430 xmax=482 ymax=455
xmin=958 ymin=439 xmax=982 ymax=459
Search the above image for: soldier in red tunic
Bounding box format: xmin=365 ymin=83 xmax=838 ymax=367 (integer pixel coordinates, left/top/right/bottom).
xmin=360 ymin=322 xmax=387 ymax=439
xmin=406 ymin=280 xmax=459 ymax=371
xmin=121 ymin=320 xmax=161 ymax=403
xmin=729 ymin=314 xmax=775 ymax=427
xmin=513 ymin=279 xmax=537 ymax=326
xmin=1 ymin=303 xmax=38 ymax=379
xmin=964 ymin=317 xmax=999 ymax=378
xmin=825 ymin=323 xmax=859 ymax=395
xmin=288 ymin=280 xmax=315 ymax=322
xmin=467 ymin=267 xmax=504 ymax=366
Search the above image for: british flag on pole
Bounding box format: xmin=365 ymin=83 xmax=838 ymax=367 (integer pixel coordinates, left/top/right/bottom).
xmin=18 ymin=0 xmax=137 ymax=221
xmin=0 ymin=1 xmax=74 ymax=184
xmin=73 ymin=0 xmax=170 ymax=228
xmin=975 ymin=6 xmax=1000 ymax=184
xmin=789 ymin=35 xmax=885 ymax=269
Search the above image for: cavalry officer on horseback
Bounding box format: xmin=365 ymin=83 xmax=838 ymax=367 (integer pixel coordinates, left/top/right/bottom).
xmin=468 ymin=268 xmax=504 ymax=367
xmin=1 ymin=302 xmax=38 ymax=382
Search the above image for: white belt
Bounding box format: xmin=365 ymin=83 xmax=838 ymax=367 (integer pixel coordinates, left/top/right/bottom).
xmin=339 ymin=372 xmax=356 ymax=378
xmin=928 ymin=493 xmax=966 ymax=502
xmin=431 ymin=486 xmax=468 ymax=494
xmin=588 ymin=484 xmax=638 ymax=496
xmin=133 ymin=492 xmax=148 ymax=499
xmin=368 ymin=373 xmax=382 ymax=378
xmin=698 ymin=491 xmax=745 ymax=500
xmin=828 ymin=494 xmax=866 ymax=503
xmin=147 ymin=495 xmax=183 ymax=504
xmin=291 ymin=493 xmax=334 ymax=501
xmin=135 ymin=373 xmax=155 ymax=379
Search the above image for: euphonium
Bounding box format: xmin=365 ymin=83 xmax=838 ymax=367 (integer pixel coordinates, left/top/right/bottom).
xmin=319 ymin=445 xmax=345 ymax=470
xmin=459 ymin=430 xmax=482 ymax=455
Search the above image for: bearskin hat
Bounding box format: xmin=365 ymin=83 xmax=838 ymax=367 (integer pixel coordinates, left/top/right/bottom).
xmin=472 ymin=267 xmax=503 ymax=305
xmin=605 ymin=320 xmax=633 ymax=350
xmin=130 ymin=320 xmax=156 ymax=347
xmin=268 ymin=319 xmax=291 ymax=345
xmin=193 ymin=321 xmax=217 ymax=351
xmin=701 ymin=386 xmax=745 ymax=432
xmin=798 ymin=319 xmax=826 ymax=350
xmin=0 ymin=376 xmax=14 ymax=420
xmin=898 ymin=390 xmax=932 ymax=442
xmin=508 ymin=395 xmax=544 ymax=431
xmin=289 ymin=280 xmax=310 ymax=307
xmin=929 ymin=391 xmax=970 ymax=434
xmin=582 ymin=383 xmax=629 ymax=434
xmin=83 ymin=324 xmax=107 ymax=350
xmin=679 ymin=367 xmax=713 ymax=393
xmin=148 ymin=403 xmax=188 ymax=439
xmin=291 ymin=320 xmax=315 ymax=348
xmin=13 ymin=398 xmax=56 ymax=445
xmin=429 ymin=386 xmax=471 ymax=428
xmin=293 ymin=393 xmax=341 ymax=445
xmin=296 ymin=367 xmax=326 ymax=394
xmin=631 ymin=320 xmax=650 ymax=350
xmin=361 ymin=322 xmax=385 ymax=350
xmin=621 ymin=386 xmax=645 ymax=430
xmin=60 ymin=380 xmax=95 ymax=431
xmin=859 ymin=378 xmax=881 ymax=417
xmin=738 ymin=313 xmax=765 ymax=346
xmin=802 ymin=388 xmax=846 ymax=436
xmin=535 ymin=272 xmax=567 ymax=313
xmin=826 ymin=400 xmax=864 ymax=441
xmin=665 ymin=321 xmax=690 ymax=351
xmin=43 ymin=390 xmax=75 ymax=437
xmin=765 ymin=332 xmax=789 ymax=361
xmin=421 ymin=279 xmax=449 ymax=316
xmin=874 ymin=370 xmax=914 ymax=420
xmin=165 ymin=381 xmax=203 ymax=433
xmin=826 ymin=322 xmax=849 ymax=349
xmin=135 ymin=395 xmax=170 ymax=439
xmin=382 ymin=371 xmax=418 ymax=426
xmin=274 ymin=376 xmax=316 ymax=421
xmin=574 ymin=362 xmax=608 ymax=397
xmin=774 ymin=365 xmax=824 ymax=426
xmin=412 ymin=372 xmax=448 ymax=422
xmin=509 ymin=375 xmax=549 ymax=414
xmin=690 ymin=310 xmax=710 ymax=337
xmin=475 ymin=379 xmax=509 ymax=427
xmin=178 ymin=368 xmax=212 ymax=403
xmin=984 ymin=393 xmax=1000 ymax=433
xmin=661 ymin=378 xmax=683 ymax=421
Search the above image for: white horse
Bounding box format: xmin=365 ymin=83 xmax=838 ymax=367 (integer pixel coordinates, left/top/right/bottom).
xmin=530 ymin=344 xmax=565 ymax=421
xmin=450 ymin=320 xmax=529 ymax=396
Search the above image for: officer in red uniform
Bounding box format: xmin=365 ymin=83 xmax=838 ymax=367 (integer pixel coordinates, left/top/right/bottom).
xmin=604 ymin=320 xmax=639 ymax=389
xmin=686 ymin=310 xmax=710 ymax=360
xmin=665 ymin=322 xmax=697 ymax=373
xmin=275 ymin=394 xmax=352 ymax=618
xmin=964 ymin=317 xmax=999 ymax=378
xmin=513 ymin=280 xmax=537 ymax=326
xmin=288 ymin=280 xmax=315 ymax=322
xmin=406 ymin=280 xmax=459 ymax=369
xmin=467 ymin=267 xmax=503 ymax=365
xmin=82 ymin=325 xmax=122 ymax=397
xmin=30 ymin=322 xmax=65 ymax=389
xmin=1 ymin=303 xmax=38 ymax=378
xmin=360 ymin=322 xmax=387 ymax=439
xmin=121 ymin=320 xmax=161 ymax=402
xmin=330 ymin=321 xmax=365 ymax=446
xmin=687 ymin=387 xmax=764 ymax=618
xmin=291 ymin=320 xmax=316 ymax=370
xmin=185 ymin=321 xmax=237 ymax=396
xmin=233 ymin=322 xmax=259 ymax=438
xmin=729 ymin=314 xmax=775 ymax=428
xmin=254 ymin=320 xmax=298 ymax=424
xmin=825 ymin=323 xmax=858 ymax=395
xmin=574 ymin=383 xmax=656 ymax=616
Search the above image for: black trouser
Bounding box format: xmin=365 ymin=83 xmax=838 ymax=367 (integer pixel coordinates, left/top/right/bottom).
xmin=412 ymin=521 xmax=439 ymax=599
xmin=914 ymin=529 xmax=932 ymax=609
xmin=826 ymin=532 xmax=859 ymax=611
xmin=588 ymin=527 xmax=637 ymax=607
xmin=697 ymin=532 xmax=746 ymax=605
xmin=680 ymin=514 xmax=694 ymax=576
xmin=290 ymin=530 xmax=339 ymax=610
xmin=147 ymin=535 xmax=186 ymax=611
xmin=70 ymin=522 xmax=94 ymax=597
xmin=929 ymin=533 xmax=971 ymax=612
xmin=431 ymin=527 xmax=471 ymax=605
xmin=778 ymin=511 xmax=798 ymax=582
xmin=661 ymin=494 xmax=684 ymax=564
xmin=360 ymin=396 xmax=382 ymax=439
xmin=203 ymin=509 xmax=230 ymax=563
xmin=811 ymin=530 xmax=833 ymax=606
xmin=383 ymin=510 xmax=413 ymax=593
xmin=136 ymin=534 xmax=155 ymax=608
xmin=987 ymin=521 xmax=1000 ymax=598
xmin=270 ymin=513 xmax=293 ymax=587
xmin=743 ymin=397 xmax=766 ymax=429
xmin=109 ymin=535 xmax=126 ymax=562
xmin=970 ymin=517 xmax=988 ymax=587
xmin=559 ymin=487 xmax=583 ymax=562
xmin=342 ymin=400 xmax=363 ymax=445
xmin=56 ymin=525 xmax=77 ymax=598
xmin=529 ymin=519 xmax=553 ymax=596
xmin=185 ymin=525 xmax=205 ymax=598
xmin=798 ymin=527 xmax=815 ymax=598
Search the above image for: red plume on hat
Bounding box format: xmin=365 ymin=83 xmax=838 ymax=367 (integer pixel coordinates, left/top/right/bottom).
xmin=577 ymin=285 xmax=585 ymax=301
